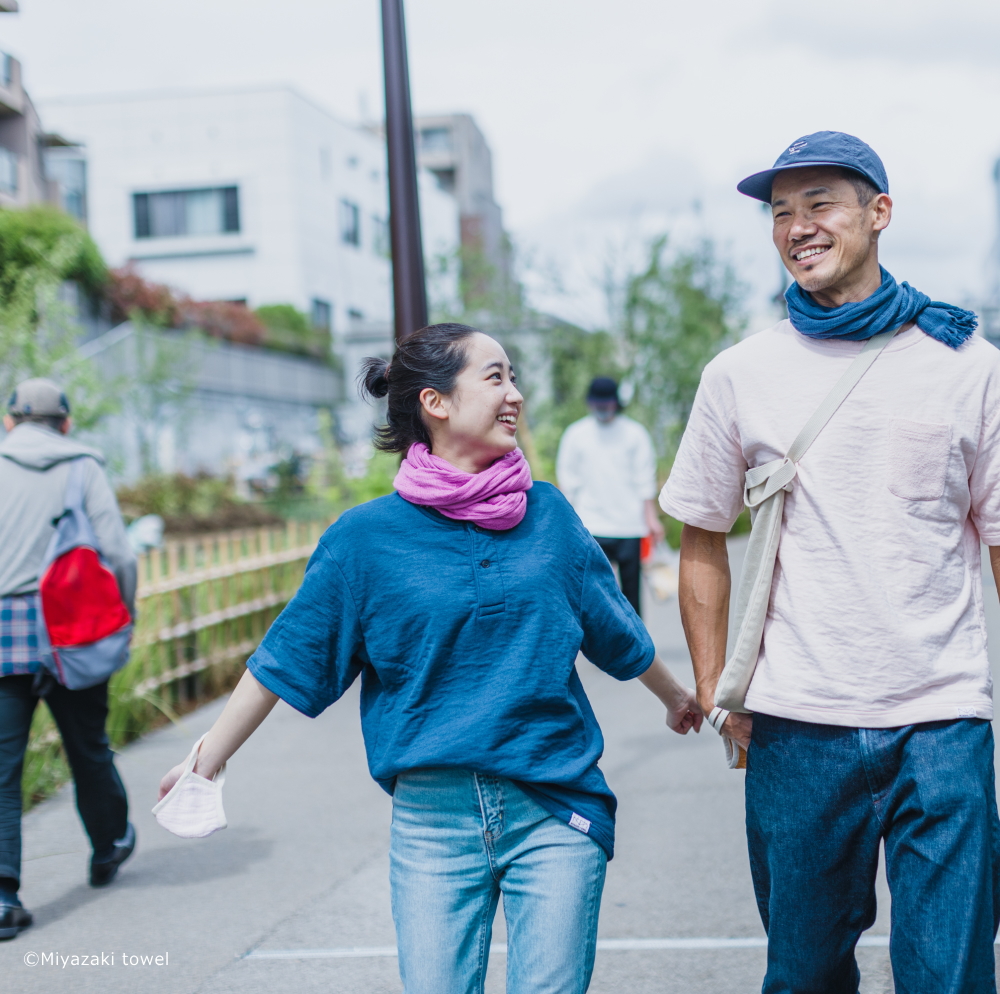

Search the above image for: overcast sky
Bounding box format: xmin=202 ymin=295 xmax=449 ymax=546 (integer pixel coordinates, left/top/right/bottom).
xmin=4 ymin=0 xmax=1000 ymax=328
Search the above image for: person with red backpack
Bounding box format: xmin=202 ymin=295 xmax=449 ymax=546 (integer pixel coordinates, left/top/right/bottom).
xmin=0 ymin=379 xmax=137 ymax=940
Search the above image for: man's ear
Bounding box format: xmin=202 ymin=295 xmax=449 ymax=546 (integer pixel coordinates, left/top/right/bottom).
xmin=872 ymin=193 xmax=892 ymax=234
xmin=59 ymin=417 xmax=72 ymax=435
xmin=419 ymin=387 xmax=449 ymax=422
xmin=2 ymin=414 xmax=13 ymax=432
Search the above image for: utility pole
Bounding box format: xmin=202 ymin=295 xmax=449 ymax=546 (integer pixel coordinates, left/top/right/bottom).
xmin=381 ymin=0 xmax=427 ymax=344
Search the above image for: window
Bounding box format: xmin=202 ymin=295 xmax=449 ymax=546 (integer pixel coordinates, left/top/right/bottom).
xmin=371 ymin=215 xmax=390 ymax=258
xmin=430 ymin=168 xmax=455 ymax=194
xmin=310 ymin=298 xmax=331 ymax=332
xmin=45 ymin=151 xmax=86 ymax=221
xmin=133 ymin=186 xmax=239 ymax=239
xmin=348 ymin=308 xmax=364 ymax=326
xmin=0 ymin=147 xmax=17 ymax=194
xmin=420 ymin=127 xmax=451 ymax=152
xmin=339 ymin=199 xmax=360 ymax=247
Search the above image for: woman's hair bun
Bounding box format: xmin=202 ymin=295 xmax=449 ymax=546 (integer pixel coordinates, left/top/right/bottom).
xmin=359 ymin=356 xmax=390 ymax=400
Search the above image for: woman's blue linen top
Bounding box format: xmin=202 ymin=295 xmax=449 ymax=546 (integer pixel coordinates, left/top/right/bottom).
xmin=246 ymin=481 xmax=655 ymax=858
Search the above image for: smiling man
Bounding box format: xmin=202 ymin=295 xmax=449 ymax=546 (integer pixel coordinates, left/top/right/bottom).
xmin=659 ymin=132 xmax=1000 ymax=993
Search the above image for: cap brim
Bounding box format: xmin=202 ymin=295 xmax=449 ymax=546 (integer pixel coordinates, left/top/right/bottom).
xmin=736 ymin=160 xmax=874 ymax=203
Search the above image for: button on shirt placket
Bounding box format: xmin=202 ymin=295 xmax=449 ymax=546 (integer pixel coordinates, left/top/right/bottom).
xmin=470 ymin=524 xmax=506 ymax=617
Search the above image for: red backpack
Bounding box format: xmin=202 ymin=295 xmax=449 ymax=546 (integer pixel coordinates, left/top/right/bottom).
xmin=39 ymin=458 xmax=133 ymax=689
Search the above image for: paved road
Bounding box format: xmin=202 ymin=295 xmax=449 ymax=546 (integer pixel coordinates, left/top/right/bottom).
xmin=2 ymin=538 xmax=997 ymax=993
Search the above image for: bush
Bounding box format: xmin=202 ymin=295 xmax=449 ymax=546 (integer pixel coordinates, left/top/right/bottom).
xmin=255 ymin=303 xmax=331 ymax=360
xmin=105 ymin=267 xmax=266 ymax=345
xmin=116 ymin=472 xmax=282 ymax=535
xmin=106 ymin=265 xmax=181 ymax=327
xmin=0 ymin=204 xmax=106 ymax=303
xmin=181 ymin=299 xmax=264 ymax=346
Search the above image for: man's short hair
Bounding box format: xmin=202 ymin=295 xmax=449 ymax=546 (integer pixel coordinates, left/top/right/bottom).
xmin=766 ymin=167 xmax=880 ymax=209
xmin=8 ymin=412 xmax=68 ymax=431
xmin=837 ymin=168 xmax=880 ymax=208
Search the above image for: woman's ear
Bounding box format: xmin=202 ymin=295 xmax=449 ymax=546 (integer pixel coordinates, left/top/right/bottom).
xmin=419 ymin=387 xmax=449 ymax=422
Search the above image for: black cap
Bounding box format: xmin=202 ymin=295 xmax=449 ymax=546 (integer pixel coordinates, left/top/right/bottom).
xmin=586 ymin=377 xmax=620 ymax=406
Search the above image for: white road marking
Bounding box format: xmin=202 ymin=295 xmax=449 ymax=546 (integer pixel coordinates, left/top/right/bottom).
xmin=245 ymin=935 xmax=894 ymax=960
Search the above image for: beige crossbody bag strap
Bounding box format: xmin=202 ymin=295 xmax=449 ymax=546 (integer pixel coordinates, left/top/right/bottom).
xmin=713 ymin=327 xmax=899 ymax=715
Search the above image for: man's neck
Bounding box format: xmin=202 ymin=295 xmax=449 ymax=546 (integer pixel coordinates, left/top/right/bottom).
xmin=805 ymin=257 xmax=882 ymax=309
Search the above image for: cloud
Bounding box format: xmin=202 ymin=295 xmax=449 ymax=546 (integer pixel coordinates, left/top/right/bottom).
xmin=754 ymin=0 xmax=1000 ymax=67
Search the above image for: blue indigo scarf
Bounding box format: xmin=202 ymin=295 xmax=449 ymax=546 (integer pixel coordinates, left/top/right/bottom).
xmin=785 ymin=267 xmax=977 ymax=350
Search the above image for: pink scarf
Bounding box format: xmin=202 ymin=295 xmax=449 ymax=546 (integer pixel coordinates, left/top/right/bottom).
xmin=393 ymin=443 xmax=533 ymax=530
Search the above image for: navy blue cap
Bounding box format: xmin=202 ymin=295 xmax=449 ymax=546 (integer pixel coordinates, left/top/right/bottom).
xmin=586 ymin=377 xmax=621 ymax=406
xmin=737 ymin=131 xmax=888 ymax=203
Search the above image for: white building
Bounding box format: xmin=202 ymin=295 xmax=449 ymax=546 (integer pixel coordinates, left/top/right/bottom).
xmin=415 ymin=113 xmax=510 ymax=297
xmin=40 ymin=85 xmax=459 ymax=338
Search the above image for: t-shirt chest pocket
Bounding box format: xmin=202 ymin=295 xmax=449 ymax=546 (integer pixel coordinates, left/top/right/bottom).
xmin=887 ymin=418 xmax=951 ymax=501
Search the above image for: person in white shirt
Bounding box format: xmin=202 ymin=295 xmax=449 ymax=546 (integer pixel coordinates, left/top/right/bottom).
xmin=557 ymin=377 xmax=663 ymax=617
xmin=659 ymin=131 xmax=1000 ymax=993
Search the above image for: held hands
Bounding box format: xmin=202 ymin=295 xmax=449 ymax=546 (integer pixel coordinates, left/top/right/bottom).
xmin=637 ymin=655 xmax=704 ymax=735
xmin=665 ymin=685 xmax=703 ymax=735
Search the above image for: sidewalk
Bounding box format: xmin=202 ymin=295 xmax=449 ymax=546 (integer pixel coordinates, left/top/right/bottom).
xmin=4 ymin=537 xmax=993 ymax=993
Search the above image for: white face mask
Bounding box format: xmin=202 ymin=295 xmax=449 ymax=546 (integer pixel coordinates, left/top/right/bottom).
xmin=152 ymin=734 xmax=227 ymax=839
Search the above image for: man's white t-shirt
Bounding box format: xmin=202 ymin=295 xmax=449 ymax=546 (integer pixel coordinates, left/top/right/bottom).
xmin=659 ymin=320 xmax=1000 ymax=728
xmin=557 ymin=414 xmax=657 ymax=538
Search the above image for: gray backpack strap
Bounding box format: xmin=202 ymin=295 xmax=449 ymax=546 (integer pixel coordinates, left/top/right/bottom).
xmin=714 ymin=327 xmax=898 ymax=713
xmin=64 ymin=457 xmax=88 ymax=512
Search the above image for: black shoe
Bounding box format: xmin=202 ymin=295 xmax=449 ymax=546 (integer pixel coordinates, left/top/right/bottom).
xmin=89 ymin=822 xmax=136 ymax=887
xmin=0 ymin=900 xmax=32 ymax=940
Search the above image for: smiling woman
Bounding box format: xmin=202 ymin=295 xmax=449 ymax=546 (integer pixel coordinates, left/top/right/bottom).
xmin=156 ymin=324 xmax=704 ymax=994
xmin=359 ymin=323 xmax=522 ymax=473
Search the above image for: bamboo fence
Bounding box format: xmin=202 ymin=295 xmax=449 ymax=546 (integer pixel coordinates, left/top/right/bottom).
xmin=23 ymin=519 xmax=330 ymax=807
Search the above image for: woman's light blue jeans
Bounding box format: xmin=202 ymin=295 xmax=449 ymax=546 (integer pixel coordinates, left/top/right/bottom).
xmin=390 ymin=768 xmax=607 ymax=994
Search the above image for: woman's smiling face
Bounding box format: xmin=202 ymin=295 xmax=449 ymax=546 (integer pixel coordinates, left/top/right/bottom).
xmin=419 ymin=332 xmax=524 ymax=474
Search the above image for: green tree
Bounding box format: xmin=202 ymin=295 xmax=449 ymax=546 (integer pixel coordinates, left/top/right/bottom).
xmin=118 ymin=321 xmax=198 ymax=476
xmin=0 ymin=206 xmax=110 ymax=428
xmin=622 ymin=235 xmax=745 ymax=460
xmin=531 ymin=323 xmax=622 ymax=480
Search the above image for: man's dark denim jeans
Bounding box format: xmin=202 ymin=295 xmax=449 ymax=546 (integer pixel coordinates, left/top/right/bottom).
xmin=0 ymin=674 xmax=128 ymax=888
xmin=746 ymin=714 xmax=1000 ymax=994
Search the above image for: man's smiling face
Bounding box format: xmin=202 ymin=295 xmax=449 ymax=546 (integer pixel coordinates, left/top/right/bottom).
xmin=771 ymin=167 xmax=891 ymax=302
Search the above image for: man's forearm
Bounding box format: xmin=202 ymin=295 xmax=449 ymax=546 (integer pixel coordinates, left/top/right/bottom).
xmin=678 ymin=524 xmax=731 ymax=713
xmin=989 ymin=547 xmax=1000 ymax=598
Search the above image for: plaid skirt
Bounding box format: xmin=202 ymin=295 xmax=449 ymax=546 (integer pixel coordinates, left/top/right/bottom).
xmin=0 ymin=594 xmax=43 ymax=676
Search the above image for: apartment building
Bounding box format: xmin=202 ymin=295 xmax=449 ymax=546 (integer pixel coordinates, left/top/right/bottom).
xmin=40 ymin=85 xmax=459 ymax=337
xmin=415 ymin=113 xmax=511 ymax=302
xmin=0 ymin=49 xmax=60 ymax=208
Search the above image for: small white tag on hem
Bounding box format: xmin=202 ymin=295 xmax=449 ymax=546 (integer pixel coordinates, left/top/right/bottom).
xmin=568 ymin=812 xmax=591 ymax=834
xmin=957 ymin=706 xmax=977 ymax=718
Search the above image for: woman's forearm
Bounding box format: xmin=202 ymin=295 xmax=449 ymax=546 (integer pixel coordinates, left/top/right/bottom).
xmin=193 ymin=669 xmax=279 ymax=778
xmin=638 ymin=654 xmax=691 ymax=711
